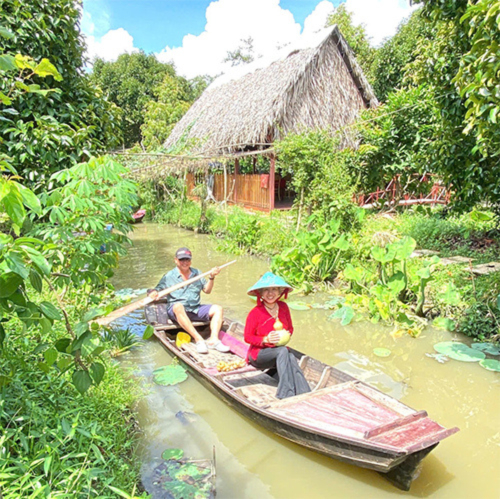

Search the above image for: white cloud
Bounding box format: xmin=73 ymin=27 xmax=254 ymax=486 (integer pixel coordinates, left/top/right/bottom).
xmin=80 ymin=0 xmax=418 ymax=74
xmin=344 ymin=0 xmax=419 ymax=46
xmin=85 ymin=28 xmax=139 ymax=63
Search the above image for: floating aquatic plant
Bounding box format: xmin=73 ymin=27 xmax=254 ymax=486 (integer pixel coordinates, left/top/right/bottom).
xmin=479 ymin=359 xmax=500 ymax=372
xmin=153 ymin=360 xmax=188 ymax=386
xmin=433 ymin=342 xmax=485 ymax=362
xmin=162 ymin=448 xmax=184 ymax=460
xmin=471 ymin=343 xmax=500 ymax=356
xmin=373 ymin=348 xmax=392 ymax=358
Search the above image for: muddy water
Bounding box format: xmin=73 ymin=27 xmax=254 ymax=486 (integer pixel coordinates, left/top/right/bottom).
xmin=112 ymin=223 xmax=500 ymax=499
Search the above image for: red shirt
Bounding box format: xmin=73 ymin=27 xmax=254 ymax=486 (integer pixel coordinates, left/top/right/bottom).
xmin=244 ymin=301 xmax=294 ymax=362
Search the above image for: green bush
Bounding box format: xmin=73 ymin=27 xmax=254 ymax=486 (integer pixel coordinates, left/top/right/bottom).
xmin=0 ymin=299 xmax=144 ymax=498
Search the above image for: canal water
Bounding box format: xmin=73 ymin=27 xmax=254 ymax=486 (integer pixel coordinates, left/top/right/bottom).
xmin=112 ymin=223 xmax=500 ymax=499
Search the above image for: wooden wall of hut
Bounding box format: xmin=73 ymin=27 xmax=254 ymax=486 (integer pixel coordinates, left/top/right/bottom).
xmin=187 ymin=172 xmax=271 ymax=210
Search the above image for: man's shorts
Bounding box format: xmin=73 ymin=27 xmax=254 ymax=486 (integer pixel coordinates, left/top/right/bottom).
xmin=167 ymin=304 xmax=212 ymax=323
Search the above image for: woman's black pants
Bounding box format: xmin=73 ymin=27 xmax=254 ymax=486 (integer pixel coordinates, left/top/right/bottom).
xmin=249 ymin=347 xmax=311 ymax=399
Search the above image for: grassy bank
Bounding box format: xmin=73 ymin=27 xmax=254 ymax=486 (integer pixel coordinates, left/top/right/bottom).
xmin=150 ymin=199 xmax=499 ymax=342
xmin=0 ymin=288 xmax=146 ymax=499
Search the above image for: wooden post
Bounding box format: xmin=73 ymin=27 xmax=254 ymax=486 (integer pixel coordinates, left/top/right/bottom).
xmin=234 ymin=158 xmax=239 ymax=205
xmin=269 ymin=155 xmax=275 ymax=211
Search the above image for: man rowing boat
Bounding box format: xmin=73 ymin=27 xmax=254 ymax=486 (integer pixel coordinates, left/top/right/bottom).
xmin=148 ymin=247 xmax=230 ymax=354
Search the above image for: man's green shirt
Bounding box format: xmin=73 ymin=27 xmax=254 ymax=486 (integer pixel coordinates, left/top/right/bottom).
xmin=154 ymin=267 xmax=207 ymax=313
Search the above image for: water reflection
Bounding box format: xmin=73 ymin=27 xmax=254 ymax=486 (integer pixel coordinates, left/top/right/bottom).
xmin=112 ymin=223 xmax=500 ymax=498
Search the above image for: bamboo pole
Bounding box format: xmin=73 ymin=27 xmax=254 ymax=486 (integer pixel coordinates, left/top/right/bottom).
xmin=95 ymin=260 xmax=237 ymax=327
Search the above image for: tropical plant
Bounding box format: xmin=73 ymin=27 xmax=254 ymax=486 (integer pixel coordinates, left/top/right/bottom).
xmin=141 ymin=74 xmax=193 ymax=150
xmin=91 ymin=52 xmax=180 ymax=147
xmin=409 ymin=0 xmax=500 ymax=211
xmin=271 ymin=218 xmax=351 ymax=288
xmin=0 ymin=0 xmax=121 ymax=188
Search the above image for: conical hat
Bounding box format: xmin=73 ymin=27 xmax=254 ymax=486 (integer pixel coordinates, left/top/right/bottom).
xmin=247 ymin=272 xmax=293 ymax=296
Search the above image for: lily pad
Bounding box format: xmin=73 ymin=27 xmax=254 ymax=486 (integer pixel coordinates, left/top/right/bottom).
xmin=153 ymin=364 xmax=188 ymax=386
xmin=329 ymin=305 xmax=355 ymax=326
xmin=471 ymin=343 xmax=500 ymax=356
xmin=373 ymin=348 xmax=392 ymax=358
xmin=479 ymin=359 xmax=500 ymax=372
xmin=287 ymin=301 xmax=311 ymax=311
xmin=162 ymin=448 xmax=183 ymax=460
xmin=434 ymin=341 xmax=466 ymax=354
xmin=434 ymin=342 xmax=485 ymax=362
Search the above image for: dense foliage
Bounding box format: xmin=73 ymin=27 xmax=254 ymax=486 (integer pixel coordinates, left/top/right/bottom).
xmin=91 ymin=52 xmax=178 ymax=148
xmin=371 ymin=10 xmax=432 ymax=101
xmin=0 ymin=0 xmax=121 ymax=188
xmin=276 ymin=130 xmax=358 ymax=229
xmin=409 ymin=0 xmax=500 ymax=210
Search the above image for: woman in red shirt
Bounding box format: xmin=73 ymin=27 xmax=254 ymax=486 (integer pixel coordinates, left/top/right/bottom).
xmin=244 ymin=272 xmax=310 ymax=399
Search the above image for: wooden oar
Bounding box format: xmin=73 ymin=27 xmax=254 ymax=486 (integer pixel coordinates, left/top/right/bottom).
xmin=95 ymin=260 xmax=237 ymax=327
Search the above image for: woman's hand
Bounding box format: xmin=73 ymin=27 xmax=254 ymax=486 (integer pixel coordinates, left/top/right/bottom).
xmin=148 ymin=290 xmax=159 ymax=301
xmin=267 ymin=330 xmax=282 ymax=344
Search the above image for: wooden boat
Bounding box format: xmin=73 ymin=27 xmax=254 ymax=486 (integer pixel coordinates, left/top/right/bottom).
xmin=131 ymin=209 xmax=146 ymax=223
xmin=145 ymin=303 xmax=459 ymax=491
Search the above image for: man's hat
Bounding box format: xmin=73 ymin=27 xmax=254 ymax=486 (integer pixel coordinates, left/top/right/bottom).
xmin=247 ymin=272 xmax=293 ymax=296
xmin=175 ymin=247 xmax=192 ymax=259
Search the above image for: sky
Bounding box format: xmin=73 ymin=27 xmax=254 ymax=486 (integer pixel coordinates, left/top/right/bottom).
xmin=81 ymin=0 xmax=419 ymax=79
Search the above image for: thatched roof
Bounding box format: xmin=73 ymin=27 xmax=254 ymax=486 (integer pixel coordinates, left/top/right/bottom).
xmin=165 ymin=26 xmax=378 ymax=156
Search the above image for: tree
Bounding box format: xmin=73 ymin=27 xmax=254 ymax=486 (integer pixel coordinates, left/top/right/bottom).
xmin=326 ymin=4 xmax=376 ymax=83
xmin=0 ymin=0 xmax=121 ymax=188
xmin=141 ymin=74 xmax=192 ymax=150
xmin=408 ymin=0 xmax=500 ymax=210
xmin=90 ymin=52 xmax=178 ymax=147
xmin=224 ymin=37 xmax=256 ymax=66
xmin=371 ymin=9 xmax=432 ymax=101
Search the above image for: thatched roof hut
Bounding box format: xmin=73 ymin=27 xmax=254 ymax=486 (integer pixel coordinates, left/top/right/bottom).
xmin=165 ymin=25 xmax=378 ymax=156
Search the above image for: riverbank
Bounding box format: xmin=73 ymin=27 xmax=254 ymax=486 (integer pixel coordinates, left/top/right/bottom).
xmin=148 ymin=198 xmax=499 ymax=343
xmin=0 ymin=287 xmax=145 ymax=499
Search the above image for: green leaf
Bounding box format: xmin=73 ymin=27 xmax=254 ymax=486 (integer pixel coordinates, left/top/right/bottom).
xmin=470 ymin=210 xmax=493 ymax=222
xmin=90 ymin=362 xmax=105 ymax=385
xmin=43 ymin=348 xmax=58 ymax=366
xmin=0 ymin=54 xmax=16 ymax=72
xmin=153 ymin=364 xmax=188 ymax=386
xmin=5 ymin=251 xmax=29 ymax=278
xmin=143 ymin=324 xmax=154 ymax=340
xmin=18 ymin=185 xmax=42 ymax=214
xmin=34 ymin=58 xmax=63 ymax=81
xmin=43 ymin=455 xmax=52 ymax=477
xmin=0 ymin=323 xmax=5 ymax=347
xmin=333 ymin=233 xmax=350 ymax=251
xmin=373 ymin=348 xmax=391 ymax=357
xmin=329 ymin=305 xmax=354 ymax=326
xmin=479 ymin=359 xmax=500 ymax=372
xmin=39 ymin=301 xmax=62 ymax=320
xmin=0 ymin=91 xmax=11 ymax=105
xmin=72 ymin=370 xmax=92 ymax=394
xmin=393 ymin=236 xmax=417 ymax=261
xmin=0 ymin=26 xmax=14 ymax=39
xmin=471 ymin=343 xmax=500 ymax=356
xmin=387 ymin=272 xmax=406 ymax=295
xmin=162 ymin=448 xmax=184 ymax=460
xmin=433 ymin=342 xmax=485 ymax=362
xmin=0 ymin=272 xmax=23 ymax=298
xmin=54 ymin=338 xmax=72 ymax=353
xmin=29 ymin=269 xmax=43 ymax=293
xmin=2 ymin=191 xmax=26 ymax=229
